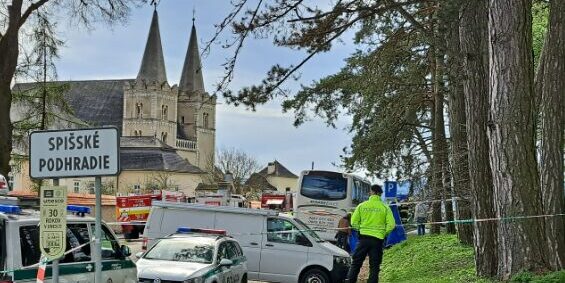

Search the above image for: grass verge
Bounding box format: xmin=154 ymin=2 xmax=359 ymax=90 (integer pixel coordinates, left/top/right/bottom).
xmin=365 ymin=234 xmax=565 ymax=283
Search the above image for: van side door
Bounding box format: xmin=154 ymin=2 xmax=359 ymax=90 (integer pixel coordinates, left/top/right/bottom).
xmin=259 ymin=218 xmax=310 ymax=282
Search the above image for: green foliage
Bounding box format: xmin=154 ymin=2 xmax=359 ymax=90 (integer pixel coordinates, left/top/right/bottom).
xmin=532 ymin=1 xmax=549 ymax=67
xmin=510 ymin=270 xmax=565 ymax=283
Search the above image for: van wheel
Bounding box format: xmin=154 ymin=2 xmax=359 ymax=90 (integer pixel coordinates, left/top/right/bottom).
xmin=241 ymin=274 xmax=248 ymax=283
xmin=300 ymin=268 xmax=330 ymax=283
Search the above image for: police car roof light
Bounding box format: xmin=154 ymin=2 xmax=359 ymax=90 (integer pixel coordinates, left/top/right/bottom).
xmin=0 ymin=204 xmax=21 ymax=214
xmin=176 ymin=227 xmax=226 ymax=235
xmin=67 ymin=205 xmax=91 ymax=214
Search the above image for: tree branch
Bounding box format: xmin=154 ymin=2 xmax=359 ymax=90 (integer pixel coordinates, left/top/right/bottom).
xmin=19 ymin=0 xmax=52 ymax=28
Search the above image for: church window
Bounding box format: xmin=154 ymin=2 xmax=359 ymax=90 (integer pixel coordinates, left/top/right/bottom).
xmin=162 ymin=105 xmax=168 ymax=120
xmin=181 ymin=116 xmax=185 ymax=124
xmin=203 ymin=113 xmax=209 ymax=128
xmin=139 ymin=130 xmax=142 ymax=136
xmin=136 ymin=102 xmax=143 ymax=118
xmin=161 ymin=132 xmax=168 ymax=144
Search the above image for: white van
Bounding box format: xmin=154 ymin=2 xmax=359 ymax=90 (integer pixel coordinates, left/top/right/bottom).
xmin=144 ymin=201 xmax=351 ymax=283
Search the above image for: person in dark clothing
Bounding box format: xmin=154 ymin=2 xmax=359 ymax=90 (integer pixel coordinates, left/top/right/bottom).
xmin=335 ymin=213 xmax=352 ymax=252
xmin=346 ymin=184 xmax=395 ymax=283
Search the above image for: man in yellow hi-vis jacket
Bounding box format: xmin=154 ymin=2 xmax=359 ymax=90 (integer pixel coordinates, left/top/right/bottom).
xmin=346 ymin=184 xmax=395 ymax=283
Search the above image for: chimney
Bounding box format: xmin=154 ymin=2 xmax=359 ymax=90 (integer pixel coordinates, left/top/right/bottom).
xmin=267 ymin=162 xmax=276 ymax=175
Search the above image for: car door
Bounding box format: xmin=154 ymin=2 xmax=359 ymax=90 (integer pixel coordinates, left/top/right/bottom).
xmin=17 ymin=223 xmax=94 ymax=283
xmin=224 ymin=241 xmax=245 ymax=283
xmin=259 ymin=218 xmax=310 ymax=283
xmin=215 ymin=242 xmax=233 ymax=282
xmin=91 ymin=224 xmax=137 ymax=283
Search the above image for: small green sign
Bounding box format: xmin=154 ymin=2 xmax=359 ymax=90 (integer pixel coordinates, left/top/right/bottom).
xmin=40 ymin=186 xmax=67 ymax=260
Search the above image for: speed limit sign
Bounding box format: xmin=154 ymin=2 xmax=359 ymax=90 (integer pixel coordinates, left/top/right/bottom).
xmin=40 ymin=186 xmax=67 ymax=260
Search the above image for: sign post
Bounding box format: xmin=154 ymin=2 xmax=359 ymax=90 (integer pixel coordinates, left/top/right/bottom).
xmin=30 ymin=127 xmax=120 ymax=283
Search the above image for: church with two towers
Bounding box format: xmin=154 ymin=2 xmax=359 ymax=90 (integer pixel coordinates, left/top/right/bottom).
xmin=11 ymin=10 xmax=216 ymax=195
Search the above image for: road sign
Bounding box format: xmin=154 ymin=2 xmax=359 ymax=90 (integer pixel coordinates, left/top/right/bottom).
xmin=29 ymin=127 xmax=120 ymax=179
xmin=40 ymin=186 xmax=67 ymax=260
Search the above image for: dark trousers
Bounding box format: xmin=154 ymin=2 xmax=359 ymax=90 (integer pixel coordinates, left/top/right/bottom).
xmin=346 ymin=235 xmax=384 ymax=283
xmin=336 ymin=232 xmax=349 ymax=252
xmin=416 ymin=217 xmax=426 ymax=236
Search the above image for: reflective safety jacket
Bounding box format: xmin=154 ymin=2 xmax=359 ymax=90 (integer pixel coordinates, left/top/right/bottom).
xmin=351 ymin=195 xmax=395 ymax=239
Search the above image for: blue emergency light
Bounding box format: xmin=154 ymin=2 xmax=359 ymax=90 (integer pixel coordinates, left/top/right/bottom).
xmin=176 ymin=227 xmax=226 ymax=235
xmin=67 ymin=205 xmax=91 ymax=216
xmin=0 ymin=204 xmax=21 ymax=214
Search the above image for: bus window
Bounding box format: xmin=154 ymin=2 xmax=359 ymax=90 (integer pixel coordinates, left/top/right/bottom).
xmin=300 ymin=172 xmax=347 ymax=200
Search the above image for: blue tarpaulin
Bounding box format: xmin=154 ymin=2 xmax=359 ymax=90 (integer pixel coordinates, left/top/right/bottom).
xmin=385 ymin=201 xmax=407 ymax=247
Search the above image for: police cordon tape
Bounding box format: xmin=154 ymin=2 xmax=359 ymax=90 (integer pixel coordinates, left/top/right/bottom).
xmin=0 ymin=239 xmax=94 ymax=275
xmin=2 ymin=213 xmax=564 ymax=276
xmin=105 ymin=212 xmax=565 ymax=238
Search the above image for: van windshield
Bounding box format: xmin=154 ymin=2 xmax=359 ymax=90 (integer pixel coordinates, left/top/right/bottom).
xmin=294 ymin=218 xmax=324 ymax=242
xmin=144 ymin=239 xmax=213 ymax=264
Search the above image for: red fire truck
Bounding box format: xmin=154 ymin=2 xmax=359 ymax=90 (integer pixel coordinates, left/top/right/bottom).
xmin=116 ymin=191 xmax=186 ymax=239
xmin=260 ymin=193 xmax=294 ymax=212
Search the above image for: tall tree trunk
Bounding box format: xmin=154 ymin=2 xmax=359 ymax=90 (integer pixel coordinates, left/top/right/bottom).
xmin=430 ymin=46 xmax=443 ymax=235
xmin=0 ymin=1 xmax=24 ymax=177
xmin=442 ymin=138 xmax=456 ymax=234
xmin=459 ymin=0 xmax=498 ymax=277
xmin=444 ymin=0 xmax=473 ymax=244
xmin=539 ymin=0 xmax=565 ymax=270
xmin=488 ymin=0 xmax=550 ymax=278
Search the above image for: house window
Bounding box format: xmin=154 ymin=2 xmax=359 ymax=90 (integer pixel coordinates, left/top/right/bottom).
xmin=174 ymin=186 xmax=179 ymax=192
xmin=135 ymin=102 xmax=143 ymax=118
xmin=133 ymin=184 xmax=141 ymax=195
xmin=73 ymin=181 xmax=80 ymax=193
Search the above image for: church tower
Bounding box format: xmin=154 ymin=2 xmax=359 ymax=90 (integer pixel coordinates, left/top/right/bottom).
xmin=122 ymin=10 xmax=178 ymax=147
xmin=176 ymin=20 xmax=216 ymax=170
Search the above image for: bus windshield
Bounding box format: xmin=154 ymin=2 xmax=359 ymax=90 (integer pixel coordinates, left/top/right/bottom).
xmin=300 ymin=171 xmax=347 ymax=200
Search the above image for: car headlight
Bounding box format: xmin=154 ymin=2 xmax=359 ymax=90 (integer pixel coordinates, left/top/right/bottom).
xmin=183 ymin=277 xmax=204 ymax=283
xmin=334 ymin=255 xmax=351 ymax=266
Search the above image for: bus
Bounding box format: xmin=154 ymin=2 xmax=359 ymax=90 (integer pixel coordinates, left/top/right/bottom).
xmin=294 ymin=170 xmax=372 ymax=242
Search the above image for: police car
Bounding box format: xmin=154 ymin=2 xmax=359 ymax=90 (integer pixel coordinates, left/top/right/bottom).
xmin=136 ymin=227 xmax=248 ymax=283
xmin=0 ymin=202 xmax=138 ymax=282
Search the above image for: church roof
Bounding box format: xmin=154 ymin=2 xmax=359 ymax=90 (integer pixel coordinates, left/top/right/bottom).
xmin=258 ymin=161 xmax=298 ymax=178
xmin=121 ymin=148 xmax=204 ymax=173
xmin=179 ymin=24 xmax=205 ymax=94
xmin=137 ymin=10 xmax=167 ymax=83
xmin=12 ymin=79 xmax=132 ymax=133
xmin=120 ymin=136 xmax=172 ymax=148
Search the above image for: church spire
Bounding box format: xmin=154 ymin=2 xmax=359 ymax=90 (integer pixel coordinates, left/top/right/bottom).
xmin=179 ymin=21 xmax=205 ymax=94
xmin=137 ymin=10 xmax=167 ymax=83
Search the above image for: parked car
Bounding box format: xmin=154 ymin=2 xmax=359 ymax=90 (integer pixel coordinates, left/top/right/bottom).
xmin=0 ymin=203 xmax=137 ymax=282
xmin=136 ymin=227 xmax=248 ymax=283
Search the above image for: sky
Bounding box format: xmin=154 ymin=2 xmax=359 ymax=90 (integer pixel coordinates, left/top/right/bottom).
xmin=50 ymin=1 xmax=360 ymax=177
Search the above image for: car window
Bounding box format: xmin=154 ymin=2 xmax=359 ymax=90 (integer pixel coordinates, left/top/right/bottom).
xmin=144 ymin=239 xmax=214 ymax=264
xmin=225 ymin=241 xmax=241 ymax=259
xmin=267 ymin=218 xmax=309 ymax=245
xmin=216 ymin=242 xmax=229 ymax=262
xmin=20 ymin=224 xmax=91 ymax=267
xmin=91 ymin=224 xmax=121 ymax=260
